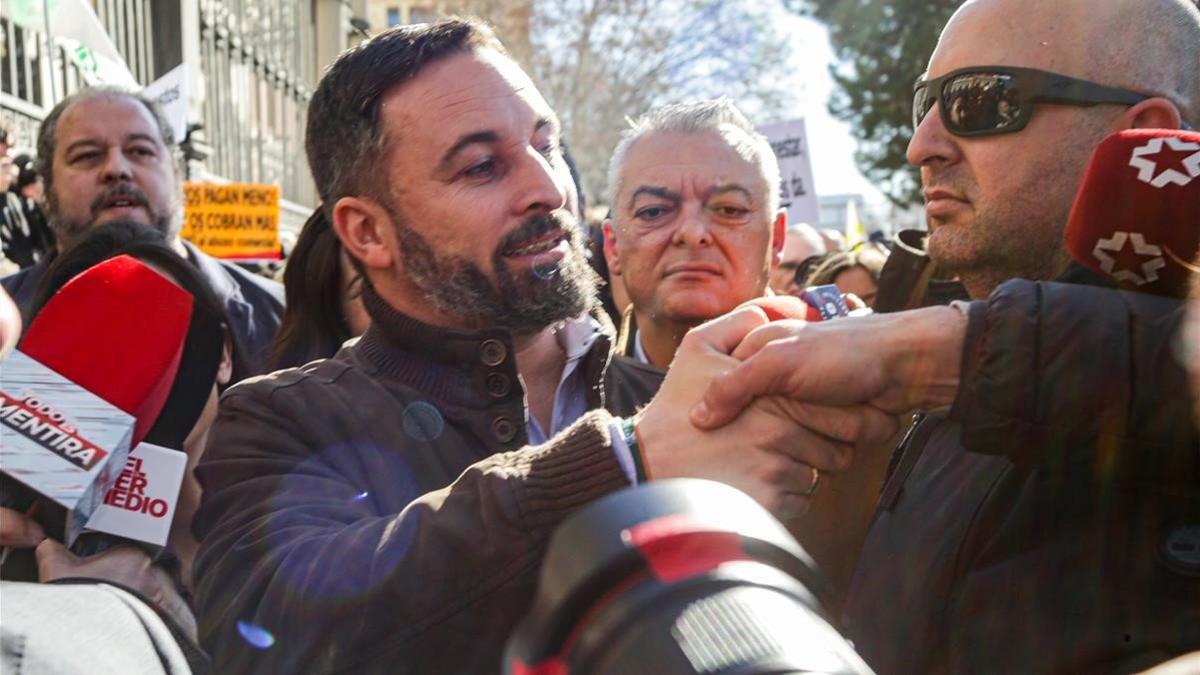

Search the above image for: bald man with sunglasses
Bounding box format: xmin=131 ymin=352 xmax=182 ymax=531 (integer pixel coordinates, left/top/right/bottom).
xmin=811 ymin=0 xmax=1197 ymax=672
xmin=908 ymin=0 xmax=1197 ymax=300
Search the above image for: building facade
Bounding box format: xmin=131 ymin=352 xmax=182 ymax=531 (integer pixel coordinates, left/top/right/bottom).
xmin=1 ymin=0 xmax=367 ymax=236
xmin=1 ymin=0 xmax=532 ymax=239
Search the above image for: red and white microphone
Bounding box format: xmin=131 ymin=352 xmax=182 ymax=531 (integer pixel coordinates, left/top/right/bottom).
xmin=1064 ymin=128 xmax=1200 ymax=298
xmin=1 ymin=255 xmax=194 ymax=545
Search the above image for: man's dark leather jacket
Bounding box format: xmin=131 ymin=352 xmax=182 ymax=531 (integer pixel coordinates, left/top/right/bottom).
xmin=846 ymin=280 xmax=1200 ymax=674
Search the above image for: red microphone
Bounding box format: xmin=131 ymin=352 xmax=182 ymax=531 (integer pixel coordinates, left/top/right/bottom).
xmin=20 ymin=255 xmax=194 ymax=445
xmin=1064 ymin=128 xmax=1200 ymax=298
xmin=2 ymin=255 xmax=194 ymax=552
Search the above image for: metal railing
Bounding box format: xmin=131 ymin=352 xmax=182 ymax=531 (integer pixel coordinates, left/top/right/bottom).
xmin=197 ymin=0 xmax=317 ymax=208
xmin=1 ymin=14 xmax=97 ymax=148
xmin=93 ymin=0 xmax=156 ymax=85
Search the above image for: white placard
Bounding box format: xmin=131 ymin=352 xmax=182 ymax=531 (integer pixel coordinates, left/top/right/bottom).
xmin=759 ymin=119 xmax=821 ymax=227
xmin=85 ymin=443 xmax=186 ymax=548
xmin=143 ymin=64 xmax=189 ymax=145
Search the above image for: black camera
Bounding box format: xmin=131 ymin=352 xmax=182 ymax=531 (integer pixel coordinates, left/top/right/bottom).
xmin=506 ymin=479 xmax=873 ymax=674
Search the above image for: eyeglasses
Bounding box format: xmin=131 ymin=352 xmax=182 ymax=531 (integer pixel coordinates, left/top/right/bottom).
xmin=913 ymin=66 xmax=1151 ymax=137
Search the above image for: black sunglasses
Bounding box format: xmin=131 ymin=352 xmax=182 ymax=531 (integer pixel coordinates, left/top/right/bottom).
xmin=913 ymin=66 xmax=1151 ymax=137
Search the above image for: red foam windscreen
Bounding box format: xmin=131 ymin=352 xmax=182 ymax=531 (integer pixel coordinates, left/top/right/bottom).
xmin=1065 ymin=128 xmax=1200 ymax=298
xmin=21 ymin=255 xmax=194 ymax=445
xmin=746 ymin=295 xmax=831 ymax=322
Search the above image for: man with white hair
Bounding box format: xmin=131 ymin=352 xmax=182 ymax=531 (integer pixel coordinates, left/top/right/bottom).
xmin=602 ymin=99 xmax=785 ymax=414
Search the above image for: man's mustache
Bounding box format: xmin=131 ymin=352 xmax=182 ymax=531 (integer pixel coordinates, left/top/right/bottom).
xmin=90 ymin=184 xmax=151 ymax=216
xmin=498 ymin=211 xmax=579 ymax=254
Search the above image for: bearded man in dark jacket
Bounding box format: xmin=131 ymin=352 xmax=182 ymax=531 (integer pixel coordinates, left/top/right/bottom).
xmin=189 ymin=19 xmax=892 ymax=673
xmin=0 ymin=87 xmax=283 ymax=380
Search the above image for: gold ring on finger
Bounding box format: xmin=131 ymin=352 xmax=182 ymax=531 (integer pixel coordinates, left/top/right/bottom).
xmin=800 ymin=466 xmax=820 ymax=498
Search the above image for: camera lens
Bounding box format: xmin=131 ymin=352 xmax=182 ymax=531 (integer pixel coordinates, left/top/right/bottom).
xmin=505 ymin=479 xmax=873 ymax=675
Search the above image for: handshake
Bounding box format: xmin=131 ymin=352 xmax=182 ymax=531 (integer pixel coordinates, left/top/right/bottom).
xmin=633 ymin=296 xmax=968 ymax=521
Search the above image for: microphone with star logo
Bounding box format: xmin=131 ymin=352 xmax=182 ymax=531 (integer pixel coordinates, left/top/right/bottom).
xmin=1064 ymin=128 xmax=1200 ymax=298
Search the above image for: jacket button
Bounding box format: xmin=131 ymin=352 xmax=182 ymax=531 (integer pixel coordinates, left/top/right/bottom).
xmin=485 ymin=372 xmax=511 ymax=398
xmin=480 ymin=339 xmax=507 ymax=366
xmin=491 ymin=416 xmax=517 ymax=443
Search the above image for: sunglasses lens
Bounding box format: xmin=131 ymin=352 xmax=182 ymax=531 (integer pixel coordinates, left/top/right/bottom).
xmin=913 ymin=86 xmax=936 ymax=130
xmin=942 ymin=73 xmax=1025 ymax=134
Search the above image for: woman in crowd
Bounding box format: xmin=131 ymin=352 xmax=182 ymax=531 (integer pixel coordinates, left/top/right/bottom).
xmin=804 ymin=246 xmax=888 ymax=307
xmin=28 ymin=222 xmax=238 ymax=589
xmin=0 ymin=222 xmax=236 ymax=670
xmin=269 ymin=209 xmax=369 ymax=369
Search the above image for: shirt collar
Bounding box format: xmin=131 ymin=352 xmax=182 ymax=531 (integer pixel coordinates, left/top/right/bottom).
xmin=552 ymin=313 xmax=603 ymax=363
xmin=632 ymin=330 xmax=650 ymax=365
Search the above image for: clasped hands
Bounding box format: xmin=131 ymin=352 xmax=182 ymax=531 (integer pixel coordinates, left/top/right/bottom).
xmin=634 ymin=296 xmax=967 ymax=521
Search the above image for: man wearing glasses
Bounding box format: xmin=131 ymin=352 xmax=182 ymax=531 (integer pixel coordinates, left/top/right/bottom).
xmin=907 ymin=0 xmax=1195 ymax=301
xmin=829 ymin=0 xmax=1200 ymax=672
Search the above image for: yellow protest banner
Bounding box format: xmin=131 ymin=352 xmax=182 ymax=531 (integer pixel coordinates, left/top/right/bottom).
xmin=182 ymin=183 xmax=281 ymax=259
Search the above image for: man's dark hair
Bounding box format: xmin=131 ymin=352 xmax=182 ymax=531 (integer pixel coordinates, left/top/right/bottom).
xmin=35 ymin=86 xmax=178 ymax=203
xmin=305 ymin=17 xmax=505 ymax=214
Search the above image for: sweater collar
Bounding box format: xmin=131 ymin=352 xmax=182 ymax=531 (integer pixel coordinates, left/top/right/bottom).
xmin=354 ymin=282 xmax=614 ymax=408
xmin=357 ymin=281 xmax=518 ymax=372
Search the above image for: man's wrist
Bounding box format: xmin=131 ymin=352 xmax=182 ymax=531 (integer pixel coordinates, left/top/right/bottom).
xmin=891 ymin=305 xmax=966 ymax=409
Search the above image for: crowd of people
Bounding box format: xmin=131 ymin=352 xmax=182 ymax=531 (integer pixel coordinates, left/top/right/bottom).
xmin=1 ymin=0 xmax=1198 ymax=672
xmin=0 ymin=129 xmax=55 ymax=274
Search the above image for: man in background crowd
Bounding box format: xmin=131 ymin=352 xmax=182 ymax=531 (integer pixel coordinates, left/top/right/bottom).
xmin=602 ymin=98 xmax=785 ymax=415
xmin=0 ymin=87 xmax=283 ymax=379
xmin=0 ymin=125 xmax=34 ymax=272
xmin=769 ymin=222 xmax=826 ymax=295
xmin=1 ymin=161 xmax=55 ymax=270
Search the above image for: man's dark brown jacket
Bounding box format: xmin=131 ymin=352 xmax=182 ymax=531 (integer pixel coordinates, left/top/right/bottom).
xmin=192 ymin=285 xmax=640 ymax=673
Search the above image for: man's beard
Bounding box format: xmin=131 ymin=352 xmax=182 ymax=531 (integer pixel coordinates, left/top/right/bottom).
xmin=386 ymin=203 xmax=600 ymax=335
xmin=49 ymin=182 xmax=180 ymax=245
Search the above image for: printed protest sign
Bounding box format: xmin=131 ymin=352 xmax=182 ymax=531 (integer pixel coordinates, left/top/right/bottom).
xmin=759 ymin=119 xmax=821 ymax=227
xmin=182 ymin=182 xmax=281 ymax=260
